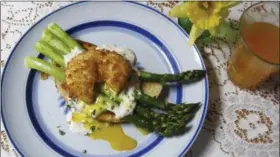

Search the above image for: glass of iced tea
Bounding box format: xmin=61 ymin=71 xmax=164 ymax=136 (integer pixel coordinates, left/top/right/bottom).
xmin=228 ymin=2 xmax=279 ymax=89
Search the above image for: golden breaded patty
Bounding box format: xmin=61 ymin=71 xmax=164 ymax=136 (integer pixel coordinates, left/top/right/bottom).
xmin=97 ymin=50 xmax=132 ymax=92
xmin=65 ymin=44 xmax=132 ymax=104
xmin=65 ymin=52 xmax=99 ymax=103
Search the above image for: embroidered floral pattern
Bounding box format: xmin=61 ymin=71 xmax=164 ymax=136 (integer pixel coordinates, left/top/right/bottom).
xmin=1 ymin=131 xmax=10 ymax=152
xmin=147 ymin=0 xmax=178 ymax=13
xmin=234 ymin=109 xmax=273 ymax=144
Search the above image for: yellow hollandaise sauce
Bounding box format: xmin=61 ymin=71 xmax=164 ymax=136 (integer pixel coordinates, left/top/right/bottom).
xmin=72 ymin=112 xmax=137 ymax=151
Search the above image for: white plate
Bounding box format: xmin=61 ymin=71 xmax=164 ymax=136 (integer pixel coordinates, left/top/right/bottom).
xmin=1 ymin=2 xmax=208 ymax=157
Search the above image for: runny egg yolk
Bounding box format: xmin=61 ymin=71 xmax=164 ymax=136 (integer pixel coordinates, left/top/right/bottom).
xmin=89 ymin=124 xmax=137 ymax=151
xmin=72 ymin=112 xmax=137 ymax=151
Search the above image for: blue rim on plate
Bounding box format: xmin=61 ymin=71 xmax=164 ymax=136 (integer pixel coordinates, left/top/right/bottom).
xmin=26 ymin=20 xmax=183 ymax=157
xmin=1 ymin=1 xmax=209 ymax=157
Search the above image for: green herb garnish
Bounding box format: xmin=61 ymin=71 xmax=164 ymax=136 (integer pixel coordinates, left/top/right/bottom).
xmin=59 ymin=129 xmax=65 ymax=136
xmin=90 ymin=126 xmax=96 ymax=132
xmin=66 ymin=104 xmax=72 ymax=109
xmin=111 ymin=105 xmax=115 ymax=110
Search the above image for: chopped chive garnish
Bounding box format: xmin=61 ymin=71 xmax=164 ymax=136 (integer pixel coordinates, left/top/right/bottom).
xmin=59 ymin=129 xmax=65 ymax=136
xmin=66 ymin=104 xmax=72 ymax=109
xmin=90 ymin=126 xmax=96 ymax=132
xmin=92 ymin=109 xmax=96 ymax=115
xmin=111 ymin=105 xmax=115 ymax=110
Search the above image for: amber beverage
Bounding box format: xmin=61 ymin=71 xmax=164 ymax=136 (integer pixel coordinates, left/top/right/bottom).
xmin=228 ymin=2 xmax=279 ymax=89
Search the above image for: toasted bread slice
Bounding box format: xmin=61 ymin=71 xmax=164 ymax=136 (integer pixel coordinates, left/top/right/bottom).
xmin=77 ymin=40 xmax=97 ymax=50
xmin=55 ymin=40 xmax=163 ymax=123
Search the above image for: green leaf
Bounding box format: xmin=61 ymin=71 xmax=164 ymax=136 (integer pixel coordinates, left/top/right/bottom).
xmin=178 ymin=18 xmax=193 ymax=34
xmin=178 ymin=18 xmax=211 ymax=40
xmin=210 ymin=20 xmax=238 ymax=43
xmin=198 ymin=31 xmax=211 ymax=40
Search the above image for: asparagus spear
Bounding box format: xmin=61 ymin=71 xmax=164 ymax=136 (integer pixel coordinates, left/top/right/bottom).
xmin=35 ymin=40 xmax=65 ymax=68
xmin=129 ymin=107 xmax=194 ymax=136
xmin=123 ymin=115 xmax=153 ymax=131
xmin=24 ymin=56 xmax=65 ymax=81
xmin=167 ymin=103 xmax=201 ymax=115
xmin=42 ymin=29 xmax=71 ymax=55
xmin=139 ymin=70 xmax=206 ymax=84
xmin=136 ymin=106 xmax=195 ymax=126
xmin=134 ymin=90 xmax=200 ymax=113
xmin=134 ymin=90 xmax=170 ymax=110
xmin=135 ymin=106 xmax=176 ymax=128
xmin=135 ymin=105 xmax=194 ymax=136
xmin=47 ymin=23 xmax=84 ymax=51
xmin=157 ymin=121 xmax=189 ymax=136
xmin=153 ymin=119 xmax=187 ymax=136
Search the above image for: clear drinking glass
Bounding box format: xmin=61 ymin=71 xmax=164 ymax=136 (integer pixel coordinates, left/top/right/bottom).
xmin=228 ymin=2 xmax=279 ymax=89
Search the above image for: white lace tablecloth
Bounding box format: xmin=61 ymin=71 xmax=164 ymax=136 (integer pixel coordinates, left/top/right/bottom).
xmin=1 ymin=2 xmax=279 ymax=157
